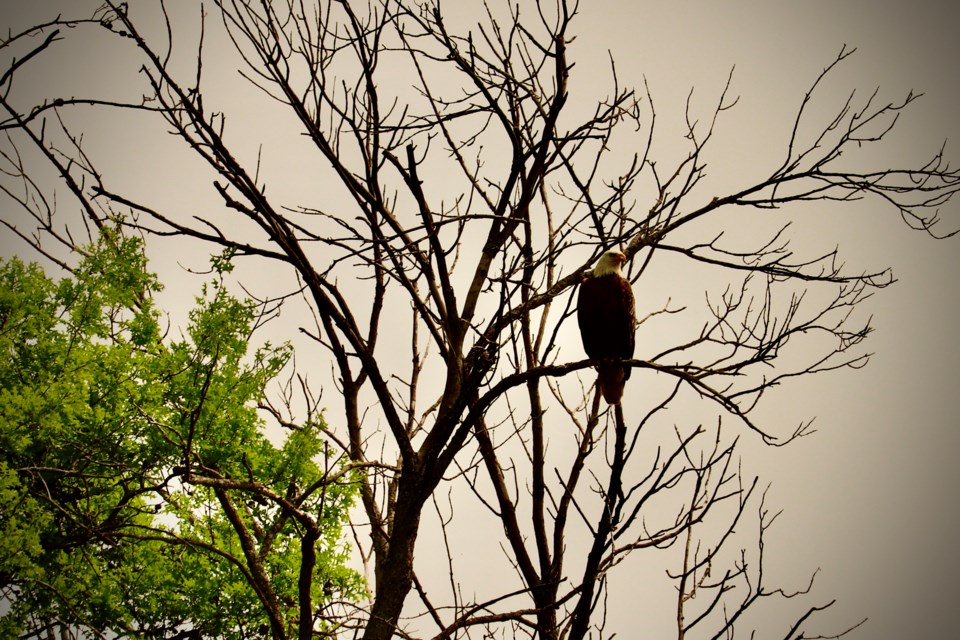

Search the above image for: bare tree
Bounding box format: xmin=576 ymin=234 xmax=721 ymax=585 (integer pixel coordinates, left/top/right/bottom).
xmin=1 ymin=1 xmax=957 ymax=639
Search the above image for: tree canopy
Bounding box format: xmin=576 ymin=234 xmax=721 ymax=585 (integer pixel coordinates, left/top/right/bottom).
xmin=0 ymin=231 xmax=364 ymax=639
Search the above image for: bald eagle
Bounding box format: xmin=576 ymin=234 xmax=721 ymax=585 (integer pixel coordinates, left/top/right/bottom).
xmin=577 ymin=250 xmax=636 ymax=405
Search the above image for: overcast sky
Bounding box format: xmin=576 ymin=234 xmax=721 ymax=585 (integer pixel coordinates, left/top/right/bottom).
xmin=1 ymin=1 xmax=958 ymax=638
xmin=590 ymin=2 xmax=959 ymax=638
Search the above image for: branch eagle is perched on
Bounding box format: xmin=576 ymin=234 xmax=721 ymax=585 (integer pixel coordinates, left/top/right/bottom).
xmin=577 ymin=250 xmax=636 ymax=404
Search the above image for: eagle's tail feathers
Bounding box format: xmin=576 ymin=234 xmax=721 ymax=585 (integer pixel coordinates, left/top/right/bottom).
xmin=597 ymin=363 xmax=626 ymax=405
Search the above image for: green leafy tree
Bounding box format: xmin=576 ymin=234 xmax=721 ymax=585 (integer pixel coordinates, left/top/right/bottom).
xmin=0 ymin=231 xmax=365 ymax=639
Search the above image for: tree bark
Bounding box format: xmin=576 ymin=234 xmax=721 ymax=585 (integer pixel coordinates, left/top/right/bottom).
xmin=363 ymin=473 xmax=425 ymax=640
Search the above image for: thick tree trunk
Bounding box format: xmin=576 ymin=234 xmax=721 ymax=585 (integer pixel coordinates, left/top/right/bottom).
xmin=363 ymin=478 xmax=425 ymax=640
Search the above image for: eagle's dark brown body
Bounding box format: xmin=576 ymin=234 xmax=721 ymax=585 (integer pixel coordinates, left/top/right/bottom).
xmin=577 ymin=256 xmax=636 ymax=404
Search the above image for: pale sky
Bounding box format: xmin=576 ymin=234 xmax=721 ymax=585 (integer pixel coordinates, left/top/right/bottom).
xmin=589 ymin=2 xmax=959 ymax=638
xmin=1 ymin=1 xmax=958 ymax=638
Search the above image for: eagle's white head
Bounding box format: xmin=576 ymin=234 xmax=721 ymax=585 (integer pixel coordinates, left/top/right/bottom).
xmin=592 ymin=249 xmax=627 ymax=277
